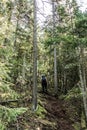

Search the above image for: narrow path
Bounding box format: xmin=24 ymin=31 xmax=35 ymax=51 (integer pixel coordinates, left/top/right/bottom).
xmin=8 ymin=92 xmax=76 ymax=130
xmin=41 ymin=93 xmax=74 ymax=130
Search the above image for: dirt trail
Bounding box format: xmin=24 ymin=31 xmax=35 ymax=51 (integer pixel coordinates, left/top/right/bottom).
xmin=42 ymin=93 xmax=75 ymax=130
xmin=8 ymin=92 xmax=76 ymax=130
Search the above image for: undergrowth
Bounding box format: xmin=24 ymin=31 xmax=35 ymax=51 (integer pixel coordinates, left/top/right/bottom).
xmin=0 ymin=105 xmax=27 ymax=130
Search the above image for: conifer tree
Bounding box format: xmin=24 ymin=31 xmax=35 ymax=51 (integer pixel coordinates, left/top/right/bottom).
xmin=32 ymin=0 xmax=38 ymax=111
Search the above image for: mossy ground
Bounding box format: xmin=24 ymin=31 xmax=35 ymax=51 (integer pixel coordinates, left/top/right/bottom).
xmin=3 ymin=87 xmax=87 ymax=130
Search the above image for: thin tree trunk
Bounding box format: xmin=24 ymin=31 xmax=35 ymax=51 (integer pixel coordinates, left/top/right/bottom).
xmin=32 ymin=0 xmax=37 ymax=111
xmin=22 ymin=53 xmax=26 ymax=79
xmin=79 ymin=47 xmax=87 ymax=126
xmin=52 ymin=0 xmax=58 ymax=95
xmin=63 ymin=70 xmax=67 ymax=94
xmin=54 ymin=47 xmax=58 ymax=93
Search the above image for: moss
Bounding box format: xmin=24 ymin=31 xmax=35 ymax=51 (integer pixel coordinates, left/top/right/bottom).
xmin=72 ymin=122 xmax=81 ymax=130
xmin=59 ymin=87 xmax=82 ymax=101
xmin=35 ymin=105 xmax=47 ymax=118
xmin=65 ymin=87 xmax=82 ymax=100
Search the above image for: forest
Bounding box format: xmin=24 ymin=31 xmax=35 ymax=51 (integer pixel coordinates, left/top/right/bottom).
xmin=0 ymin=0 xmax=87 ymax=130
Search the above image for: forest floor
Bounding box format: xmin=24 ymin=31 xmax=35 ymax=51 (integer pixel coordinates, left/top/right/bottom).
xmin=8 ymin=90 xmax=86 ymax=130
xmin=39 ymin=93 xmax=75 ymax=130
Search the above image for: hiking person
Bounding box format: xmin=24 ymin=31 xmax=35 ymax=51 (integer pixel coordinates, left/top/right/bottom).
xmin=41 ymin=75 xmax=47 ymax=93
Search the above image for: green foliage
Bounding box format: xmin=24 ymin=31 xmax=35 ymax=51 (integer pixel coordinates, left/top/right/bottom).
xmin=74 ymin=12 xmax=87 ymax=48
xmin=43 ymin=37 xmax=60 ymax=47
xmin=0 ymin=84 xmax=19 ymax=101
xmin=57 ymin=5 xmax=68 ymax=20
xmin=0 ymin=0 xmax=87 ymax=129
xmin=0 ymin=62 xmax=19 ymax=101
xmin=65 ymin=63 xmax=77 ymax=69
xmin=65 ymin=87 xmax=82 ymax=100
xmin=0 ymin=62 xmax=10 ymax=80
xmin=75 ymin=17 xmax=87 ymax=38
xmin=0 ymin=122 xmax=5 ymax=130
xmin=35 ymin=105 xmax=47 ymax=118
xmin=0 ymin=106 xmax=27 ymax=130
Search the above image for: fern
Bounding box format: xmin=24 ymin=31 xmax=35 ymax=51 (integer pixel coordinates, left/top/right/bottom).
xmin=0 ymin=105 xmax=27 ymax=130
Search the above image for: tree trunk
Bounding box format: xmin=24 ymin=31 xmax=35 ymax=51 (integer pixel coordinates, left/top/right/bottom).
xmin=79 ymin=47 xmax=87 ymax=126
xmin=32 ymin=0 xmax=37 ymax=111
xmin=54 ymin=47 xmax=58 ymax=93
xmin=22 ymin=53 xmax=26 ymax=79
xmin=52 ymin=0 xmax=58 ymax=95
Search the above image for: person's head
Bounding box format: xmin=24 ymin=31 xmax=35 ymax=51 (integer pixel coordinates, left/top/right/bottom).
xmin=42 ymin=75 xmax=45 ymax=78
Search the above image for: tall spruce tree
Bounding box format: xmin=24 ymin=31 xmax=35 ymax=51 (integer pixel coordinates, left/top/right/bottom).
xmin=32 ymin=0 xmax=37 ymax=111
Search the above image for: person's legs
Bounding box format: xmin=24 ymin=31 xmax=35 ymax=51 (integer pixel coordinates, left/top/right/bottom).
xmin=42 ymin=84 xmax=45 ymax=92
xmin=45 ymin=84 xmax=47 ymax=92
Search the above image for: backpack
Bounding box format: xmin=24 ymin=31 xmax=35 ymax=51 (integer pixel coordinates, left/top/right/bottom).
xmin=42 ymin=76 xmax=47 ymax=84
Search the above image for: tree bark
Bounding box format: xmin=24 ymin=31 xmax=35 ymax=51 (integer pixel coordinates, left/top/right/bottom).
xmin=52 ymin=0 xmax=58 ymax=95
xmin=54 ymin=47 xmax=58 ymax=93
xmin=32 ymin=0 xmax=37 ymax=111
xmin=22 ymin=53 xmax=26 ymax=79
xmin=79 ymin=47 xmax=87 ymax=126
